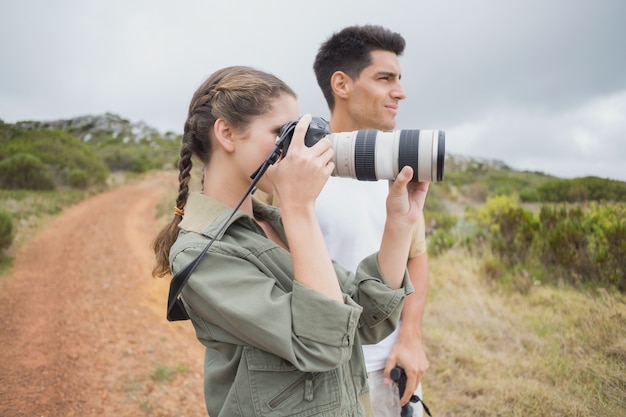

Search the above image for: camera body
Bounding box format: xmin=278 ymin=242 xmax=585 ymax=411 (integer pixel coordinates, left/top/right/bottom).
xmin=277 ymin=116 xmax=331 ymax=150
xmin=277 ymin=116 xmax=445 ymax=183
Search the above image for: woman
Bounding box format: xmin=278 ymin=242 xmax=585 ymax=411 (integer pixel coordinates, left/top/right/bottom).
xmin=153 ymin=66 xmax=427 ymax=416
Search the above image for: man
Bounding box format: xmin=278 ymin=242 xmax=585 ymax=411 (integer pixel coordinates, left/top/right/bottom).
xmin=313 ymin=25 xmax=430 ymax=417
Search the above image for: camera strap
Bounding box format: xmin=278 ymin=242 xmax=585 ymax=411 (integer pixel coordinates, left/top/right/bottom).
xmin=390 ymin=367 xmax=432 ymax=417
xmin=166 ymin=137 xmax=286 ymax=321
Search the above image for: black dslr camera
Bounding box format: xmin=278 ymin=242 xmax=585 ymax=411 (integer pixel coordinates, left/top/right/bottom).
xmin=276 ymin=116 xmax=331 ymax=156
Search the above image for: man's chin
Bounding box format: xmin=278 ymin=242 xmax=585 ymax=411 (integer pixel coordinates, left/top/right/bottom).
xmin=380 ymin=120 xmax=397 ymax=131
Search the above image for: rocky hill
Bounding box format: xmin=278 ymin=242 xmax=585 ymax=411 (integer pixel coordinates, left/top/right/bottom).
xmin=14 ymin=112 xmax=179 ymax=144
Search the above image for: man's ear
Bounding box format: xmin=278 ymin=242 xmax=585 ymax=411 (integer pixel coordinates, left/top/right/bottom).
xmin=330 ymin=71 xmax=352 ymax=99
xmin=213 ymin=118 xmax=235 ymax=152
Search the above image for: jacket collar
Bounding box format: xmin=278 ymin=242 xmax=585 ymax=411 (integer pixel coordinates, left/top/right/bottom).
xmin=178 ymin=192 xmax=282 ymax=240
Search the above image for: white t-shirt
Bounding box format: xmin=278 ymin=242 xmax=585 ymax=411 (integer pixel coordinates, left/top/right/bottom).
xmin=315 ymin=176 xmax=398 ymax=372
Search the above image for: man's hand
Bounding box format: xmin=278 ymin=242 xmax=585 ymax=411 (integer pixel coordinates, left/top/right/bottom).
xmin=383 ymin=320 xmax=430 ymax=405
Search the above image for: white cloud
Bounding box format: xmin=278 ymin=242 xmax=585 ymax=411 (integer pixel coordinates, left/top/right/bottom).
xmin=447 ymin=90 xmax=626 ymax=180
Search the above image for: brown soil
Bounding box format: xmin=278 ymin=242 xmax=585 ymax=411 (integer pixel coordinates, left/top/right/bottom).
xmin=0 ymin=172 xmax=208 ymax=417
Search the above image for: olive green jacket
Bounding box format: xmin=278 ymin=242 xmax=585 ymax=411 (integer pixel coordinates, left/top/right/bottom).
xmin=170 ymin=192 xmax=413 ymax=416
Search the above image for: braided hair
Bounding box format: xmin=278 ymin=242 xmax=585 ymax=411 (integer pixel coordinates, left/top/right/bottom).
xmin=152 ymin=66 xmax=296 ymax=277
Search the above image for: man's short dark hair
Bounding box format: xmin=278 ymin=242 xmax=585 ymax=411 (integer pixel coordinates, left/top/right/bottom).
xmin=313 ymin=25 xmax=406 ymax=110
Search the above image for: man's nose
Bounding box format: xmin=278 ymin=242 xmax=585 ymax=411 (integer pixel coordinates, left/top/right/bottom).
xmin=392 ymin=82 xmax=406 ymax=100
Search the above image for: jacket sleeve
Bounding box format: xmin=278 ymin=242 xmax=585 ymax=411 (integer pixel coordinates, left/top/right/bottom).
xmin=337 ymin=253 xmax=414 ymax=345
xmin=173 ymin=245 xmax=363 ymax=373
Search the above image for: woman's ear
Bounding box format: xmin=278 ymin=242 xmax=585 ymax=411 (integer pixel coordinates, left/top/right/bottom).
xmin=330 ymin=71 xmax=351 ymax=99
xmin=213 ymin=118 xmax=235 ymax=153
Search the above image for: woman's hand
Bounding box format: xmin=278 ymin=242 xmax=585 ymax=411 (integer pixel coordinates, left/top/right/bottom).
xmin=271 ymin=115 xmax=343 ymax=302
xmin=386 ymin=166 xmax=430 ymax=227
xmin=269 ymin=114 xmax=335 ymax=209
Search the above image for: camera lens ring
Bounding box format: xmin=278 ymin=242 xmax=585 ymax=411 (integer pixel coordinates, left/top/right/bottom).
xmin=354 ymin=130 xmax=378 ymax=181
xmin=398 ymin=130 xmax=421 ymax=181
xmin=437 ymin=131 xmax=445 ymax=182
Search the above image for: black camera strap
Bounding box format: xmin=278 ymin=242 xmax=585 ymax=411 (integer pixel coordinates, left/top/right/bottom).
xmin=166 ymin=135 xmax=287 ymax=321
xmin=390 ymin=366 xmax=432 ymax=417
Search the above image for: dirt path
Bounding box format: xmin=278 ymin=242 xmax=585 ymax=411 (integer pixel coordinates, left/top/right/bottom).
xmin=0 ymin=172 xmax=207 ymax=417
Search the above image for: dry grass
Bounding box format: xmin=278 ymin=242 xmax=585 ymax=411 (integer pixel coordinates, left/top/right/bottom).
xmin=423 ymin=249 xmax=626 ymax=416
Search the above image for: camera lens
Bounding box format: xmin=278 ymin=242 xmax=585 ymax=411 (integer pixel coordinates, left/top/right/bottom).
xmin=326 ymin=129 xmax=445 ymax=182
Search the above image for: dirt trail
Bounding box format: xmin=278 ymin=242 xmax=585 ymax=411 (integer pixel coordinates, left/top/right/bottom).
xmin=0 ymin=172 xmax=207 ymax=417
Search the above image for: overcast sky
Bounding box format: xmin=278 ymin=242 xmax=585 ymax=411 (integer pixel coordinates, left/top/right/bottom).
xmin=1 ymin=0 xmax=625 ymax=181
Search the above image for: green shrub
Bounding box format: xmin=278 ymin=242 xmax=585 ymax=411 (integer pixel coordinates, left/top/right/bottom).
xmin=0 ymin=209 xmax=13 ymax=251
xmin=478 ymin=202 xmax=626 ymax=292
xmin=128 ymin=154 xmax=152 ymax=173
xmin=583 ymin=203 xmax=626 ymax=290
xmin=102 ymin=148 xmax=158 ymax=173
xmin=466 ymin=196 xmax=538 ymax=266
xmin=428 ymin=229 xmax=457 ymax=256
xmin=538 ymin=177 xmax=626 ymax=202
xmin=430 ymin=212 xmax=458 ymax=232
xmin=538 ymin=205 xmax=599 ymax=285
xmin=495 ymin=206 xmax=538 ymax=265
xmin=519 ymin=188 xmax=541 ymax=202
xmin=466 ymin=195 xmax=538 ymax=265
xmin=466 ymin=195 xmax=519 ymax=226
xmin=66 ymin=168 xmax=89 ymax=189
xmin=3 ymin=128 xmax=109 ymax=187
xmin=0 ymin=153 xmax=55 ymax=190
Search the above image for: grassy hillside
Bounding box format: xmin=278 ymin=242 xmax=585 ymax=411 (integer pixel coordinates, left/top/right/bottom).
xmin=424 ymin=248 xmax=625 ymax=416
xmin=417 ymin=155 xmax=626 ymax=414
